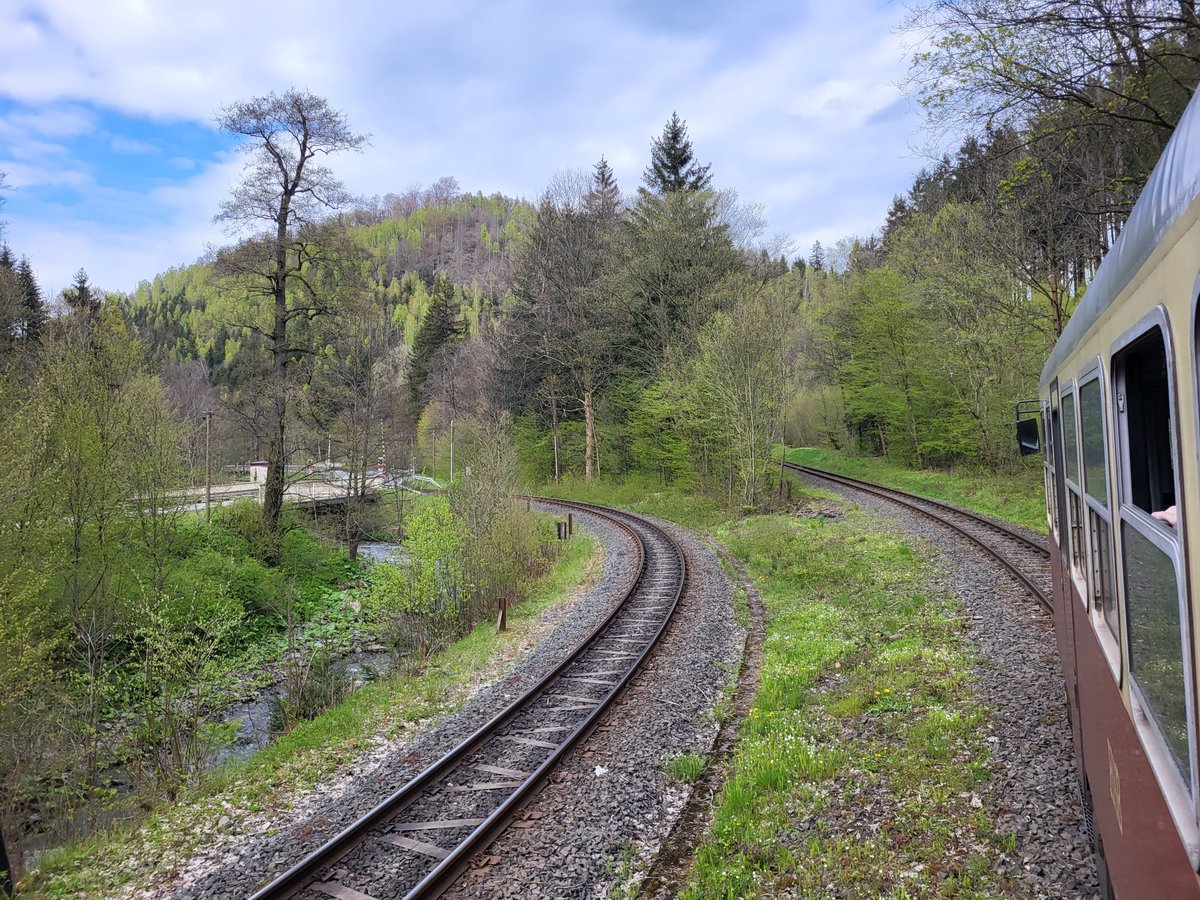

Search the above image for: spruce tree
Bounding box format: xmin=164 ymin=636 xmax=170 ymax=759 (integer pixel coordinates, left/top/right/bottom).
xmin=809 ymin=240 xmax=825 ymax=273
xmin=16 ymin=255 xmax=44 ymax=340
xmin=62 ymin=267 xmax=100 ymax=316
xmin=642 ymin=112 xmax=712 ymax=194
xmin=585 ymin=156 xmax=621 ymax=218
xmin=0 ymin=244 xmax=13 ymax=272
xmin=408 ymin=273 xmax=463 ymax=409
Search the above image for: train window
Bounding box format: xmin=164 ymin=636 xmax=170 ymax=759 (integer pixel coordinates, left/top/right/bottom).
xmin=1062 ymin=392 xmax=1086 ymax=576
xmin=1080 ymin=379 xmax=1108 ymax=506
xmin=1123 ymin=522 xmax=1190 ymax=787
xmin=1062 ymin=392 xmax=1080 ymax=484
xmin=1113 ymin=318 xmax=1194 ymax=804
xmin=1120 ymin=330 xmax=1175 ymax=516
xmin=1042 ymin=408 xmax=1056 ymax=533
xmin=1080 ymin=377 xmax=1118 ymax=637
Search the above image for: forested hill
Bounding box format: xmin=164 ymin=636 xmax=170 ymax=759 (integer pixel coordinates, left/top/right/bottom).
xmin=122 ymin=186 xmax=533 ymax=373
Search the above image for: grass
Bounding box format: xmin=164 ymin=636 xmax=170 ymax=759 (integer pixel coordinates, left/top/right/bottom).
xmin=665 ymin=752 xmax=707 ymax=784
xmin=677 ymin=507 xmax=1014 ymax=899
xmin=21 ymin=533 xmax=597 ymax=899
xmin=786 ymin=446 xmax=1047 ymax=534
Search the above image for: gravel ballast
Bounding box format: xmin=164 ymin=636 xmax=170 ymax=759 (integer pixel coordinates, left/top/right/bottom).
xmin=812 ymin=478 xmax=1100 ymax=900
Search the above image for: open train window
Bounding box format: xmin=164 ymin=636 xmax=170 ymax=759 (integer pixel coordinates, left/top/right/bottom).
xmin=1062 ymin=389 xmax=1086 ymax=582
xmin=1042 ymin=407 xmax=1057 ymax=535
xmin=1048 ymin=383 xmax=1064 ymax=546
xmin=1079 ymin=375 xmax=1118 ymax=642
xmin=1113 ymin=317 xmax=1195 ymax=808
xmin=1121 ymin=330 xmax=1175 ymax=515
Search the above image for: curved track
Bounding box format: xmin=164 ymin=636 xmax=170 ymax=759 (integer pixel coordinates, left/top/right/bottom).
xmin=248 ymin=498 xmax=687 ymax=900
xmin=786 ymin=463 xmax=1052 ymax=612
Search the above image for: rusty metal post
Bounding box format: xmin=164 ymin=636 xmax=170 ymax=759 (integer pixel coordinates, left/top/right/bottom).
xmin=567 ymin=513 xmax=573 ymax=536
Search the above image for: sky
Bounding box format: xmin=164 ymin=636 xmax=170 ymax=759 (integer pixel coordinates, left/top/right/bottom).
xmin=0 ymin=0 xmax=930 ymax=297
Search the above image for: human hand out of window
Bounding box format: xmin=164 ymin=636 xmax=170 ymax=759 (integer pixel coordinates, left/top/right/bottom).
xmin=1152 ymin=505 xmax=1178 ymax=527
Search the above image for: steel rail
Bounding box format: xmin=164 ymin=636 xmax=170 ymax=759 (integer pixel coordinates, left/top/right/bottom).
xmin=247 ymin=496 xmax=687 ymax=900
xmin=786 ymin=463 xmax=1052 ymax=612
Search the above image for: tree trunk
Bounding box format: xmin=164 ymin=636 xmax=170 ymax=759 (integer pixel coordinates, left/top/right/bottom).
xmin=550 ymin=392 xmax=560 ymax=483
xmin=583 ymin=386 xmax=596 ymax=482
xmin=264 ymin=214 xmax=291 ymax=534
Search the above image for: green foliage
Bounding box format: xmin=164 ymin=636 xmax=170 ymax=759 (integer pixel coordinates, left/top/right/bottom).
xmin=408 ymin=272 xmax=464 ymax=409
xmin=366 ymin=496 xmax=466 ymax=658
xmin=163 ymin=550 xmax=281 ymax=623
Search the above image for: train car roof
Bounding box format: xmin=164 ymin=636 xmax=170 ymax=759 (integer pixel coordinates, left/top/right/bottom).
xmin=1041 ymin=88 xmax=1200 ymax=390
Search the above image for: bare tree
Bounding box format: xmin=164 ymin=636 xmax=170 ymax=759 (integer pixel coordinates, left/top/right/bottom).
xmin=213 ymin=89 xmax=367 ymax=535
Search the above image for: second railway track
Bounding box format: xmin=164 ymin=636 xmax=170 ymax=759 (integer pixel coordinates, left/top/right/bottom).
xmin=248 ymin=497 xmax=687 ymax=900
xmin=786 ymin=463 xmax=1052 ymax=612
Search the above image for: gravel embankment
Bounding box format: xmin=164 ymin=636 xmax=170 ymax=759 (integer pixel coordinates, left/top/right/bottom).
xmin=815 ymin=480 xmax=1100 ymax=900
xmin=154 ymin=504 xmax=741 ymax=900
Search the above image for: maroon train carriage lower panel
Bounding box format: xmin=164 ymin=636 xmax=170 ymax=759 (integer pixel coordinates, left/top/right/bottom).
xmin=1050 ymin=533 xmax=1086 ymax=773
xmin=1051 ymin=533 xmax=1200 ymax=898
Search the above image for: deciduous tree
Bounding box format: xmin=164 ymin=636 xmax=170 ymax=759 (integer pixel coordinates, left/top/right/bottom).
xmin=214 ymin=89 xmax=367 ymax=535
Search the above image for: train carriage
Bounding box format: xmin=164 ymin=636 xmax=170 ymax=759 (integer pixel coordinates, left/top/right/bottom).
xmin=1036 ymin=85 xmax=1200 ymax=898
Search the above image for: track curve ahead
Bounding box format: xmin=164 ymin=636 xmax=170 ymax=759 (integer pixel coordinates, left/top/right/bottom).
xmin=786 ymin=463 xmax=1052 ymax=612
xmin=248 ymin=497 xmax=686 ymax=900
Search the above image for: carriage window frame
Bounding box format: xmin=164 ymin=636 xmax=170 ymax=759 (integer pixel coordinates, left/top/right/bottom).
xmin=1111 ymin=307 xmax=1198 ymax=860
xmin=1061 ymin=384 xmax=1088 ymax=595
xmin=1042 ymin=404 xmax=1057 ymax=535
xmin=1048 ymin=382 xmax=1064 ymax=547
xmin=1078 ymin=363 xmax=1121 ymax=680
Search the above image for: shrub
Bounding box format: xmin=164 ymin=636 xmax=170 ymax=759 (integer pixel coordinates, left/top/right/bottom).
xmin=366 ymin=497 xmax=465 ymax=662
xmin=211 ymin=498 xmax=277 ymax=561
xmin=162 ymin=549 xmax=284 ymax=624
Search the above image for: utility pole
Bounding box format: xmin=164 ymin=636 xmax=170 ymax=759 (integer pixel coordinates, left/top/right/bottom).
xmin=449 ymin=417 xmax=455 ymax=484
xmin=204 ymin=411 xmax=213 ymax=523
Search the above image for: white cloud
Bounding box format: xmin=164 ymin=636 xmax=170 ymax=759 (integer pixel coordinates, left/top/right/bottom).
xmin=0 ymin=0 xmax=929 ymax=285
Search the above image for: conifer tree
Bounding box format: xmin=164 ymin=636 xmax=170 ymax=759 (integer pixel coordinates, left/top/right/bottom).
xmin=809 ymin=240 xmax=825 ymax=273
xmin=408 ymin=273 xmax=463 ymax=409
xmin=585 ymin=156 xmax=621 ymax=218
xmin=0 ymin=244 xmax=13 ymax=272
xmin=62 ymin=268 xmax=99 ymax=316
xmin=642 ymin=112 xmax=712 ymax=194
xmin=16 ymin=256 xmax=45 ymax=340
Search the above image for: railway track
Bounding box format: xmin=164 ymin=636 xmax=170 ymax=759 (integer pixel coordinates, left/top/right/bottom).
xmin=785 ymin=463 xmax=1052 ymax=612
xmin=248 ymin=498 xmax=687 ymax=900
